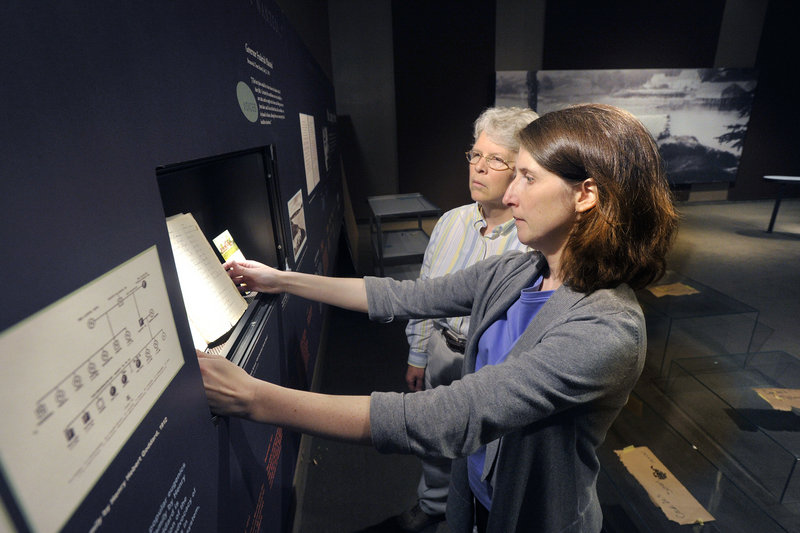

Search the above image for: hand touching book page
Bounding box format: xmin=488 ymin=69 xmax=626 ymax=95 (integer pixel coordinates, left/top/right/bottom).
xmin=166 ymin=213 xmax=248 ymax=350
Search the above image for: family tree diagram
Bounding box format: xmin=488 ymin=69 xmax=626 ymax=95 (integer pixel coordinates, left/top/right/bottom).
xmin=0 ymin=246 xmax=185 ymax=533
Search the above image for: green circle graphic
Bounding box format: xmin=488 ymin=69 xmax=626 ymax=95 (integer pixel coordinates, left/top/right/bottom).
xmin=236 ymin=81 xmax=259 ymax=123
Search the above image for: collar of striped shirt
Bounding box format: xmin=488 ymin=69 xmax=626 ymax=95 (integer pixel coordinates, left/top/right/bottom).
xmin=473 ymin=202 xmax=518 ymax=239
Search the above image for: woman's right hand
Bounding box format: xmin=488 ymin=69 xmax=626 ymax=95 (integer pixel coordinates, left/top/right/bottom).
xmin=224 ymin=260 xmax=368 ymax=312
xmin=223 ymin=259 xmax=284 ymax=294
xmin=197 ymin=349 xmax=257 ymax=418
xmin=405 ymin=365 xmax=425 ymax=392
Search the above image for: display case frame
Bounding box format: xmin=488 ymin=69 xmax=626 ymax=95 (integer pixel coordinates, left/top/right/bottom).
xmin=599 ymin=391 xmax=790 ymax=532
xmin=637 ymin=270 xmax=759 ymax=377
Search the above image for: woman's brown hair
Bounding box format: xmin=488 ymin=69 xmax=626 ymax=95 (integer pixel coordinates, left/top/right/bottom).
xmin=517 ymin=103 xmax=679 ymax=292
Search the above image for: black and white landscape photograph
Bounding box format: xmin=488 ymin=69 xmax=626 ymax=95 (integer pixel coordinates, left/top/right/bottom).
xmin=496 ymin=68 xmax=758 ymax=184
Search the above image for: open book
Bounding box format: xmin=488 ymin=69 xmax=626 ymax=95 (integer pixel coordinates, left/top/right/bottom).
xmin=165 ymin=213 xmax=248 ymax=351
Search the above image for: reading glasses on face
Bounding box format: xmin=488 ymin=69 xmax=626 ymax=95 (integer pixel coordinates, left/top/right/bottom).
xmin=465 ymin=150 xmax=513 ymax=171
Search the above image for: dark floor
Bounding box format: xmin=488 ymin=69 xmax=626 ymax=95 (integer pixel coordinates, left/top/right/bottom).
xmin=293 ymin=199 xmax=800 ymax=533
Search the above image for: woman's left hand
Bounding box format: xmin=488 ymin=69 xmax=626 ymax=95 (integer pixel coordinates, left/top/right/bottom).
xmin=196 ymin=351 xmax=372 ymax=443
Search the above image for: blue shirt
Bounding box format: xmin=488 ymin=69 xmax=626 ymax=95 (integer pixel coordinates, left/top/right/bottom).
xmin=405 ymin=203 xmax=528 ymax=368
xmin=468 ymin=277 xmax=554 ymax=509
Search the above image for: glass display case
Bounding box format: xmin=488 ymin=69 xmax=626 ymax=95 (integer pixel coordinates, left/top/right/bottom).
xmin=637 ymin=271 xmax=759 ymax=377
xmin=666 ymin=351 xmax=800 ymax=504
xmin=599 ymin=391 xmax=790 ymax=532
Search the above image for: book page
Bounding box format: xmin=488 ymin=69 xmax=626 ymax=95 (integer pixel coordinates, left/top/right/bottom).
xmin=166 ymin=213 xmax=247 ymax=345
xmin=187 ymin=316 xmax=209 ymax=351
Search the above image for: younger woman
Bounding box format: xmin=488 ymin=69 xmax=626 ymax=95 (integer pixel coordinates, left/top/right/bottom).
xmin=198 ymin=103 xmax=678 ymax=532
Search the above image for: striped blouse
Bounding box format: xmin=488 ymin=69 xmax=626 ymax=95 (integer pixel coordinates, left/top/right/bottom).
xmin=405 ymin=203 xmax=529 ymax=368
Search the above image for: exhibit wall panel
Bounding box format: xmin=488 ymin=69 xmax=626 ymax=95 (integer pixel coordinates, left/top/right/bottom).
xmin=0 ymin=1 xmax=340 ymax=532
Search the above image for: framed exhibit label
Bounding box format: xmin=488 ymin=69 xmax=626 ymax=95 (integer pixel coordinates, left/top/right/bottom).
xmin=0 ymin=246 xmax=184 ymax=533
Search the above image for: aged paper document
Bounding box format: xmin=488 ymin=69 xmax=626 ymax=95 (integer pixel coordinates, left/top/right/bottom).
xmin=615 ymin=446 xmax=715 ymax=525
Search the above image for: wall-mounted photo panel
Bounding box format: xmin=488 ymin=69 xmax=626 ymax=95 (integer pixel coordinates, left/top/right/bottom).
xmin=0 ymin=247 xmax=187 ymax=533
xmin=496 ymin=68 xmax=758 ymax=184
xmin=288 ymin=189 xmax=308 ymax=264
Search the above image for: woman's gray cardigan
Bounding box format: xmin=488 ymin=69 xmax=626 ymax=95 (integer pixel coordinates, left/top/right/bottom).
xmin=366 ymin=251 xmax=646 ymax=533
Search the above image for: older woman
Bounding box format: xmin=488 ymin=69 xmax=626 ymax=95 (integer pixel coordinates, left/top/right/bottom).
xmin=400 ymin=106 xmax=537 ymax=531
xmin=199 ymin=103 xmax=678 ymax=532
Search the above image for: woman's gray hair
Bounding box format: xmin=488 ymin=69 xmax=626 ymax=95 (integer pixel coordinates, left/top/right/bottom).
xmin=473 ymin=106 xmax=539 ymax=151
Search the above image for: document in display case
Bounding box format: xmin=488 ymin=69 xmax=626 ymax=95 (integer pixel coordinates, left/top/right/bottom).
xmin=156 ymin=146 xmax=287 ymax=370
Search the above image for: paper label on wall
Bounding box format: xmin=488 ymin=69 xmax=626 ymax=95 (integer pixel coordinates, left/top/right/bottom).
xmin=0 ymin=246 xmax=185 ymax=533
xmin=615 ymin=446 xmax=715 ymax=525
xmin=299 ymin=112 xmax=320 ymax=193
xmin=240 ymin=40 xmax=285 ymax=126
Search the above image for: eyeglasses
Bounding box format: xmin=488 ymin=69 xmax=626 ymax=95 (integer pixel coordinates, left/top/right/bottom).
xmin=465 ymin=150 xmax=513 ymax=171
